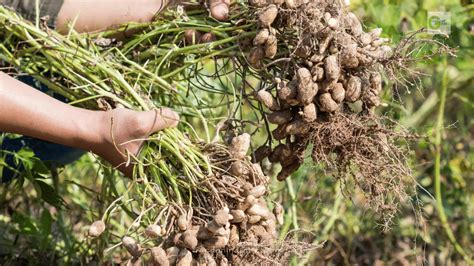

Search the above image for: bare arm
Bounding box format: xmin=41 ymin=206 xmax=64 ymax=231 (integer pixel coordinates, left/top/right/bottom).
xmin=56 ymin=0 xmax=166 ymax=33
xmin=0 ymin=72 xmax=179 ymax=176
xmin=0 ymin=72 xmax=103 ymax=151
xmin=56 ymin=0 xmax=230 ymax=33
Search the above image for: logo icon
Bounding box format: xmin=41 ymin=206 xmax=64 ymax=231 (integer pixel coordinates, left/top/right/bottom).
xmin=427 ymin=12 xmax=451 ymax=35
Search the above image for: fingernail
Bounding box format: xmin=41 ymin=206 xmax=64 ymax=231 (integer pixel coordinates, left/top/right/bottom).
xmin=162 ymin=108 xmax=180 ymax=128
xmin=168 ymin=112 xmax=180 ymax=128
xmin=200 ymin=32 xmax=216 ymax=43
xmin=210 ymin=3 xmax=229 ymax=21
xmin=184 ymin=30 xmax=201 ymax=45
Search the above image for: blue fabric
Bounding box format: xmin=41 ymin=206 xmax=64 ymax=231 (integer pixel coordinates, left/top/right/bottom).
xmin=1 ymin=76 xmax=85 ymax=182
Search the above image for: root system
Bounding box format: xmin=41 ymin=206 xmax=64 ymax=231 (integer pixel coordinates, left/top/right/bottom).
xmin=309 ymin=112 xmax=415 ymax=230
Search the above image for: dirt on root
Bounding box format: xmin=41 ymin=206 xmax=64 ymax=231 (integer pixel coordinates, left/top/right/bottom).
xmin=230 ymin=230 xmax=319 ymax=265
xmin=308 ymin=111 xmax=416 ymax=230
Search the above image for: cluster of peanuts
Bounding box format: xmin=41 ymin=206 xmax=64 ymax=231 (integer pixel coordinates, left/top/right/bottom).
xmin=88 ymin=134 xmax=282 ymax=265
xmin=87 ymin=1 xmax=396 ymax=262
xmin=144 ymin=188 xmax=280 ymax=265
xmin=245 ymin=0 xmax=393 ymax=180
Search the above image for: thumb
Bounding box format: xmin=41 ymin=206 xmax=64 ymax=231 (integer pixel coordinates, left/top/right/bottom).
xmin=209 ymin=0 xmax=230 ymax=21
xmin=150 ymin=108 xmax=180 ymax=132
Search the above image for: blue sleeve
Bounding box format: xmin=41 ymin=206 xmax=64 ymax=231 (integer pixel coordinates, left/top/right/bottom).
xmin=0 ymin=0 xmax=64 ymax=28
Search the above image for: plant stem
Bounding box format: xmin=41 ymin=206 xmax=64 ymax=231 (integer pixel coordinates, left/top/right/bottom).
xmin=434 ymin=57 xmax=473 ymax=264
xmin=286 ymin=178 xmax=299 ymax=230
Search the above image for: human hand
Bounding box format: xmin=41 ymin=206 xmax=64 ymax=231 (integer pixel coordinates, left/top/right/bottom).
xmin=96 ymin=108 xmax=180 ymax=178
xmin=166 ymin=0 xmax=231 ymax=44
xmin=171 ymin=0 xmax=231 ymax=21
xmin=207 ymin=0 xmax=231 ymax=21
xmin=56 ymin=0 xmax=231 ymax=34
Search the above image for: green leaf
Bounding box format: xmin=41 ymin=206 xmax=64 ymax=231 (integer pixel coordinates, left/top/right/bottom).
xmin=39 ymin=209 xmax=52 ymax=236
xmin=448 ymin=158 xmax=466 ymax=188
xmin=13 ymin=148 xmax=35 ymax=171
xmin=12 ymin=212 xmax=39 ymax=235
xmin=15 ymin=148 xmax=35 ymax=160
xmin=39 ymin=209 xmax=53 ymax=250
xmin=35 ymin=179 xmax=67 ymax=209
xmin=31 ymin=157 xmax=50 ymax=175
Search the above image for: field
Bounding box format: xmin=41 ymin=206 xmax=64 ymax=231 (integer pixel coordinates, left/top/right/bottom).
xmin=0 ymin=0 xmax=473 ymax=264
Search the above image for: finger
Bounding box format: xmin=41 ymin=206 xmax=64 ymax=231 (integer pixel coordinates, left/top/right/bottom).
xmin=150 ymin=108 xmax=180 ymax=131
xmin=184 ymin=30 xmax=202 ymax=45
xmin=184 ymin=30 xmax=216 ymax=45
xmin=209 ymin=0 xmax=230 ymax=21
xmin=199 ymin=32 xmax=216 ymax=43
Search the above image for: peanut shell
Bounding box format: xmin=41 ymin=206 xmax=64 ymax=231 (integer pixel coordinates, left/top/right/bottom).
xmin=247 ymin=185 xmax=266 ymax=198
xmin=370 ymin=73 xmax=383 ymax=95
xmin=248 ymin=47 xmax=265 ymax=68
xmin=122 ymin=236 xmax=143 ymax=258
xmin=249 ymin=0 xmax=268 ymax=7
xmin=277 ymin=160 xmax=302 ymax=181
xmin=252 ymin=145 xmax=272 ymax=163
xmin=272 ymin=124 xmax=288 ymax=140
xmin=331 ymin=83 xmax=345 ymax=103
xmin=268 ymin=110 xmax=293 ymax=125
xmin=296 ymin=68 xmax=317 ymax=105
xmin=345 ymin=76 xmax=362 ymax=102
xmin=302 ymin=103 xmax=317 ymax=122
xmin=319 ymin=93 xmax=339 ymax=112
xmin=253 ymin=29 xmax=270 ymax=46
xmin=273 ymin=203 xmax=284 ymax=225
xmin=150 ymin=247 xmax=169 ymax=266
xmin=183 ymin=30 xmax=201 ymax=45
xmin=265 ymin=35 xmax=278 ymax=58
xmin=277 ymin=80 xmax=297 ymax=101
xmin=258 ymin=5 xmax=278 ymax=27
xmin=145 ymin=225 xmax=162 ymax=238
xmin=345 ymin=12 xmax=363 ymax=36
xmin=200 ymin=33 xmax=216 ymax=43
xmin=285 ymin=119 xmax=309 ymax=135
xmin=166 ymin=247 xmax=180 ymax=265
xmin=257 ymin=90 xmax=280 ymax=111
xmin=230 ymin=209 xmax=246 ymax=223
xmin=229 ymin=133 xmax=251 ymax=159
xmin=89 ymin=220 xmax=105 ymax=237
xmin=182 ymin=231 xmax=198 ymax=250
xmin=324 ymin=55 xmax=340 ymax=81
xmin=311 ymin=66 xmax=324 ymax=81
xmin=176 ymin=249 xmax=193 ymax=266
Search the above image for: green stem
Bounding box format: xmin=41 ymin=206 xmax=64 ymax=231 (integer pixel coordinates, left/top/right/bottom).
xmin=434 ymin=57 xmax=473 ymax=264
xmin=150 ymin=31 xmax=255 ymax=60
xmin=320 ymin=189 xmax=342 ymax=237
xmin=286 ymin=178 xmax=299 ymax=230
xmin=161 ymin=45 xmax=238 ymax=79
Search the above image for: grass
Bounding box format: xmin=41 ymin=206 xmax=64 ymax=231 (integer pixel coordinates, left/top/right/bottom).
xmin=433 ymin=57 xmax=472 ymax=264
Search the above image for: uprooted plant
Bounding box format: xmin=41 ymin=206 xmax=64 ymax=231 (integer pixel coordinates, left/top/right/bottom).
xmin=0 ymin=5 xmax=316 ymax=264
xmin=83 ymin=0 xmax=451 ymax=227
xmin=0 ymin=0 xmax=453 ymax=263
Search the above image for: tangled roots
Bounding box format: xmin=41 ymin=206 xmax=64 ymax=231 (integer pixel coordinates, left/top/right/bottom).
xmin=309 ymin=112 xmax=415 ymax=230
xmin=232 ymin=231 xmax=319 ymax=265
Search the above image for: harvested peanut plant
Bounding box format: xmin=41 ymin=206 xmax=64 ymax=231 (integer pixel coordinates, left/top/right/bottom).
xmin=0 ymin=0 xmax=452 ymax=263
xmin=93 ymin=0 xmax=451 ymax=228
xmin=0 ymin=5 xmax=311 ymax=265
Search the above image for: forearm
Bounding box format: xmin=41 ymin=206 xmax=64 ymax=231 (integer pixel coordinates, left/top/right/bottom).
xmin=56 ymin=0 xmax=167 ymax=33
xmin=0 ymin=72 xmax=104 ymax=151
xmin=0 ymin=72 xmax=179 ymax=176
